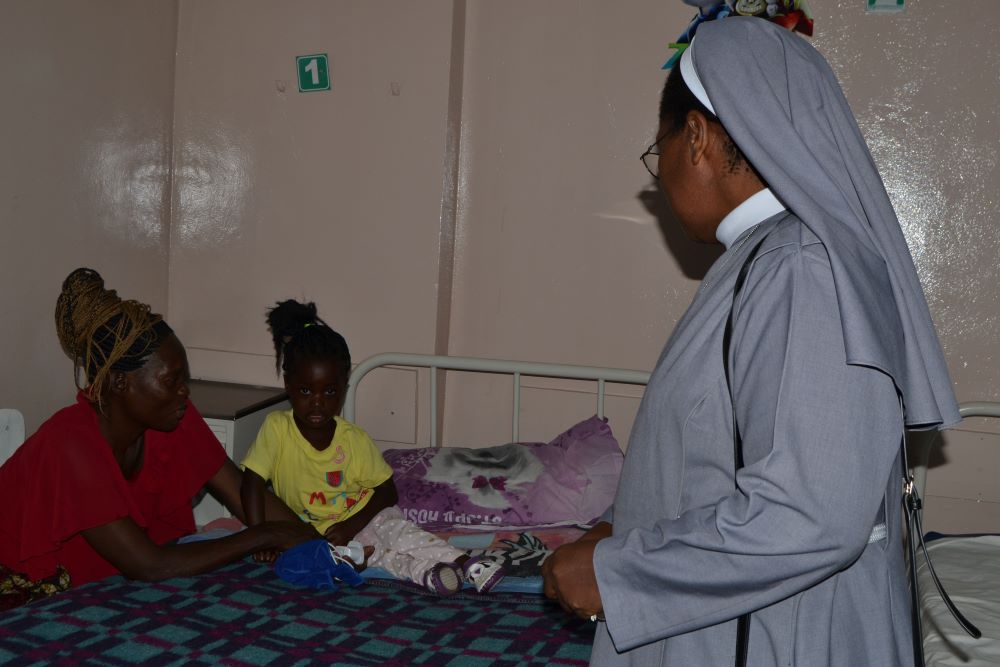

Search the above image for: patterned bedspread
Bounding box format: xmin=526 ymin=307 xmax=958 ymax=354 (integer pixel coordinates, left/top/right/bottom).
xmin=0 ymin=559 xmax=593 ymax=666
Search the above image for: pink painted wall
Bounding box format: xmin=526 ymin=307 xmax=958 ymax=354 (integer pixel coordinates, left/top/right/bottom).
xmin=1 ymin=0 xmax=997 ymax=531
xmin=809 ymin=0 xmax=1000 ymax=532
xmin=0 ymin=0 xmax=177 ymax=432
xmin=443 ymin=1 xmax=695 ymax=447
xmin=168 ymin=1 xmax=455 ymax=395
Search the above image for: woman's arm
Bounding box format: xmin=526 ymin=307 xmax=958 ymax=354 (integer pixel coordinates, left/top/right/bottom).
xmin=81 ymin=515 xmax=317 ymax=582
xmin=240 ymin=468 xmax=268 ymax=527
xmin=228 ymin=462 xmax=302 ymax=563
xmin=206 ymin=459 xmax=301 ymax=524
xmin=323 ymin=477 xmax=399 ymax=546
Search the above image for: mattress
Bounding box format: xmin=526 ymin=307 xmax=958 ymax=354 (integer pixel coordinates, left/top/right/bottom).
xmin=919 ymin=535 xmax=1000 ymax=666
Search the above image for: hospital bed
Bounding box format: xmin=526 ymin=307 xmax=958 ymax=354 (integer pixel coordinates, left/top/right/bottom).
xmin=5 ymin=353 xmax=989 ymax=665
xmin=0 ymin=353 xmax=650 ymax=665
xmin=912 ymin=402 xmax=1000 ymax=666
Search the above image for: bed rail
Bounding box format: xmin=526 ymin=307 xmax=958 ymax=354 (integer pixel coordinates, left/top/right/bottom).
xmin=344 ymin=352 xmax=650 ymax=448
xmin=912 ymin=401 xmax=1000 ymax=499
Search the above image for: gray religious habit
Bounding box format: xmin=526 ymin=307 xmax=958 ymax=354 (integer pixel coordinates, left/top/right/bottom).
xmin=590 ymin=17 xmax=958 ymax=666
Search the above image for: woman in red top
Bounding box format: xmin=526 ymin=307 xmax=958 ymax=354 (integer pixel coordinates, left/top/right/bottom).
xmin=0 ymin=268 xmax=315 ymax=606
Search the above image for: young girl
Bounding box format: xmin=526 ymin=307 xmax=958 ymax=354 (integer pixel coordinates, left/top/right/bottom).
xmin=240 ymin=300 xmax=504 ymax=596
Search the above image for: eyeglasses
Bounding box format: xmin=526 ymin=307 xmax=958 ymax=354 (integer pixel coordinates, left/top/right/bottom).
xmin=640 ymin=133 xmax=667 ymax=180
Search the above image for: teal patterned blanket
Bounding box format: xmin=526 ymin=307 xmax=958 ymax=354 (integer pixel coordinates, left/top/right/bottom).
xmin=0 ymin=559 xmax=593 ymax=666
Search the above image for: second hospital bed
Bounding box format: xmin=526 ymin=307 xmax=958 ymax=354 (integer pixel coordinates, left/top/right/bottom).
xmin=913 ymin=402 xmax=1000 ymax=666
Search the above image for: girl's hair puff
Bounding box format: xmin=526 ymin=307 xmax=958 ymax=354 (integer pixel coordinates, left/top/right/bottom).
xmin=266 ymin=299 xmax=350 ymax=376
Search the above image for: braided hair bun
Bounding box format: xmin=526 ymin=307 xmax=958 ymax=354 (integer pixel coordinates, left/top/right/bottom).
xmin=54 ymin=268 xmax=172 ymax=403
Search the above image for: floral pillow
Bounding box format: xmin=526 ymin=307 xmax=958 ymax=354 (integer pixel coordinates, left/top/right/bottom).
xmin=382 ymin=416 xmax=623 ymax=530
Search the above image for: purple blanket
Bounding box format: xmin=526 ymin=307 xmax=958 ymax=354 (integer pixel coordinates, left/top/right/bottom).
xmin=0 ymin=559 xmax=594 ymax=666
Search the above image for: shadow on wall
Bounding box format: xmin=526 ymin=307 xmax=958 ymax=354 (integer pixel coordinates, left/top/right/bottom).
xmin=906 ymin=428 xmax=950 ymax=473
xmin=637 ymin=182 xmax=722 ymax=281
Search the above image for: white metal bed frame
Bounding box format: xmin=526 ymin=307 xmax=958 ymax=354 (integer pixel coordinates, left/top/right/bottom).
xmin=344 ymin=354 xmax=1000 ymax=476
xmin=343 ymin=353 xmax=997 ymax=498
xmin=912 ymin=401 xmax=1000 ymax=500
xmin=343 ymin=352 xmax=650 ymax=448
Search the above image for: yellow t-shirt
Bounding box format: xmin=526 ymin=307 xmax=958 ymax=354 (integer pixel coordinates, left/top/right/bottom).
xmin=241 ymin=411 xmax=393 ymax=534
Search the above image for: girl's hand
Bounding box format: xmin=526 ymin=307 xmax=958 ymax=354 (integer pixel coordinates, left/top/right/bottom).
xmin=324 ymin=525 xmax=350 ymax=546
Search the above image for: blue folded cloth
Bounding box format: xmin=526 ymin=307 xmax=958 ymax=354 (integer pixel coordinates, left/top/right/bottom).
xmin=274 ymin=539 xmax=365 ymax=591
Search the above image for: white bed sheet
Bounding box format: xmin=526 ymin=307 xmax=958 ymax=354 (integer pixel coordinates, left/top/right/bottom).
xmin=919 ymin=535 xmax=1000 ymax=666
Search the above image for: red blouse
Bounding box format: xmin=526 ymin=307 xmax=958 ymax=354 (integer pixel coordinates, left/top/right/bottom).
xmin=0 ymin=393 xmax=226 ymax=586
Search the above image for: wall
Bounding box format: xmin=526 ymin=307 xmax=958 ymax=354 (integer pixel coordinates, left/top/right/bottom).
xmin=444 ymin=0 xmax=1000 ymax=530
xmin=0 ymin=0 xmax=996 ymax=532
xmin=810 ymin=0 xmax=1000 ymax=533
xmin=166 ymin=0 xmax=694 ymax=451
xmin=167 ymin=0 xmax=456 ymax=445
xmin=0 ymin=0 xmax=177 ymax=432
xmin=443 ymin=1 xmax=688 ymax=447
xmin=168 ymin=0 xmax=454 ymax=378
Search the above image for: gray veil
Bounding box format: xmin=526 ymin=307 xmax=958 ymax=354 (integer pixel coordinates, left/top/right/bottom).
xmin=691 ymin=17 xmax=960 ymax=429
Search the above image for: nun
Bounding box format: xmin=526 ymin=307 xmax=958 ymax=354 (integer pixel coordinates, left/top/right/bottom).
xmin=542 ymin=16 xmax=958 ymax=666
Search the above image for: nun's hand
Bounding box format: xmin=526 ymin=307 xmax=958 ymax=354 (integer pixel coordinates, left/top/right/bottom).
xmin=542 ymin=538 xmax=605 ymax=622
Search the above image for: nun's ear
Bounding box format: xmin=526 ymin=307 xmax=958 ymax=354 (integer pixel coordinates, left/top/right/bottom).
xmin=684 ymin=110 xmax=712 ymax=163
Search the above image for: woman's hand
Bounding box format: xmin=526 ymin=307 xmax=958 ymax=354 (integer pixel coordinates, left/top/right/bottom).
xmin=249 ymin=520 xmax=319 ymax=563
xmin=258 ymin=520 xmax=320 ymax=551
xmin=252 ymin=549 xmax=278 ymax=563
xmin=578 ymin=521 xmax=612 ymax=543
xmin=250 ymin=520 xmax=318 ymax=562
xmin=542 ymin=527 xmax=608 ymax=621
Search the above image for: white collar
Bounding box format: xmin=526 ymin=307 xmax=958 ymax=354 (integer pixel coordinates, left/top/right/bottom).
xmin=716 ymin=188 xmax=786 ymax=249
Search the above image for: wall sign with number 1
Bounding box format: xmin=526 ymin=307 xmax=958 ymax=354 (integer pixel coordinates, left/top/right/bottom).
xmin=296 ymin=53 xmax=330 ymax=92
